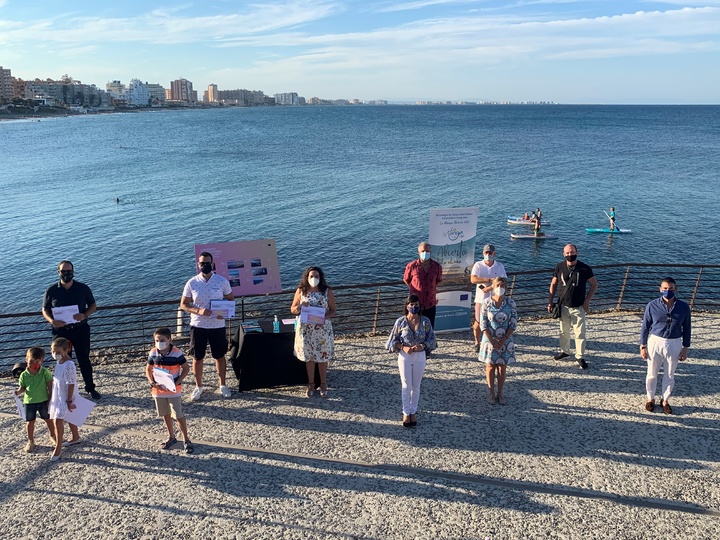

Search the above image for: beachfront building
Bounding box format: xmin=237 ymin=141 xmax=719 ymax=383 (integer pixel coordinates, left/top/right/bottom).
xmin=207 ymin=84 xmax=218 ymax=103
xmin=274 ymin=92 xmax=300 ymax=106
xmin=146 ymin=83 xmax=166 ymax=105
xmin=27 ymin=77 xmax=110 ymax=107
xmin=0 ymin=66 xmax=13 ymax=101
xmin=217 ymin=88 xmax=267 ymax=106
xmin=169 ymin=78 xmax=195 ymax=102
xmin=126 ymin=79 xmax=150 ymax=106
xmin=106 ymin=80 xmax=126 ymax=98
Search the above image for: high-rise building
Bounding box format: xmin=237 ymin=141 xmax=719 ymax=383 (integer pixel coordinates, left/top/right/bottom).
xmin=106 ymin=80 xmax=126 ymax=97
xmin=170 ymin=78 xmax=194 ymax=102
xmin=274 ymin=92 xmax=299 ymax=106
xmin=216 ymin=88 xmax=267 ymax=106
xmin=146 ymin=83 xmax=166 ymax=104
xmin=126 ymin=79 xmax=150 ymax=106
xmin=0 ymin=66 xmax=14 ymax=100
xmin=207 ymin=84 xmax=218 ymax=103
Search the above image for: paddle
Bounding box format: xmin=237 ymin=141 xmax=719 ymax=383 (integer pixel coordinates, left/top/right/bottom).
xmin=603 ymin=210 xmax=621 ymax=232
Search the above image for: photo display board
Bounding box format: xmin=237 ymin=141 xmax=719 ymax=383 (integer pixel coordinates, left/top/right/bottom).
xmin=194 ymin=239 xmax=282 ymax=297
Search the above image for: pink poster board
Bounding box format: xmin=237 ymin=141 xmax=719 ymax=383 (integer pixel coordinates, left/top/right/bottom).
xmin=194 ymin=239 xmax=282 ymax=296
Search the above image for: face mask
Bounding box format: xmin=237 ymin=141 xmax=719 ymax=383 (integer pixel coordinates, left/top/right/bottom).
xmin=200 ymin=262 xmax=213 ymax=274
xmin=565 ymin=255 xmax=577 ymax=263
xmin=496 ymin=287 xmax=506 ymax=296
xmin=484 ymin=254 xmax=495 ymax=262
xmin=155 ymin=341 xmax=168 ymax=350
xmin=52 ymin=353 xmax=63 ymax=361
xmin=419 ymin=252 xmax=431 ymax=261
xmin=60 ymin=271 xmax=74 ymax=282
xmin=661 ymin=289 xmax=675 ymax=299
xmin=308 ymin=277 xmax=320 ymax=288
xmin=408 ymin=305 xmax=421 ymax=314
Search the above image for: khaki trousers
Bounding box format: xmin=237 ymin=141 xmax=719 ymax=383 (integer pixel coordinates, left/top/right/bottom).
xmin=559 ymin=305 xmax=586 ymax=359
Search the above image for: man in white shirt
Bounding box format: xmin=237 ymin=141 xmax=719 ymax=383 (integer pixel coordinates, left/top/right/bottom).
xmin=470 ymin=244 xmax=507 ymax=352
xmin=180 ymin=252 xmax=235 ymax=401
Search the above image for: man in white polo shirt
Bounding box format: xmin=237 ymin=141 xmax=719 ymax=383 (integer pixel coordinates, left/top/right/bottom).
xmin=180 ymin=252 xmax=235 ymax=401
xmin=470 ymin=244 xmax=507 ymax=353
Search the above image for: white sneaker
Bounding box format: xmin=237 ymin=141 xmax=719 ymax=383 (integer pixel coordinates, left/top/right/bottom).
xmin=219 ymin=385 xmax=231 ymax=398
xmin=190 ymin=386 xmax=203 ymax=401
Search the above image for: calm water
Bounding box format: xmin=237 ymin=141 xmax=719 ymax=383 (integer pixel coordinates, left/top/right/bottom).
xmin=2 ymin=105 xmax=719 ymax=313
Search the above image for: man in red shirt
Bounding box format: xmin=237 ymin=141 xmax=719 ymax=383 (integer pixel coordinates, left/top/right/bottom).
xmin=403 ymin=242 xmax=443 ymax=328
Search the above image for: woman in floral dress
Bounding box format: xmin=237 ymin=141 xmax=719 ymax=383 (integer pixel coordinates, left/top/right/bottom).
xmin=291 ymin=266 xmax=336 ymax=398
xmin=479 ymin=276 xmax=518 ymax=405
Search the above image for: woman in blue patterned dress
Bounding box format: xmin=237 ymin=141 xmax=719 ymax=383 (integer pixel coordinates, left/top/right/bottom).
xmin=386 ymin=295 xmax=437 ymax=428
xmin=479 ymin=277 xmax=517 ymax=405
xmin=291 ymin=267 xmax=335 ymax=398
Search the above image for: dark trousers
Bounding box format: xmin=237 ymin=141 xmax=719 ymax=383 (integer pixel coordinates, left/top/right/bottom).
xmin=422 ymin=305 xmax=437 ymax=328
xmin=53 ymin=322 xmax=95 ymax=392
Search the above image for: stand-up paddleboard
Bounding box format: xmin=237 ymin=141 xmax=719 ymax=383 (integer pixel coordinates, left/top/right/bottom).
xmin=586 ymin=228 xmax=632 ymax=234
xmin=510 ymin=233 xmax=558 ymax=240
xmin=507 ymin=218 xmax=551 ymax=226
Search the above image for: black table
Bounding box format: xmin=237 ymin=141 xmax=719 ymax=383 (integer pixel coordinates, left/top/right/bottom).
xmin=228 ymin=319 xmax=319 ymax=391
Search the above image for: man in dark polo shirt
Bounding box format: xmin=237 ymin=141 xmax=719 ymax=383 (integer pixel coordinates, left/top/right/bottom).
xmin=547 ymin=244 xmax=598 ymax=370
xmin=42 ymin=260 xmax=100 ymax=399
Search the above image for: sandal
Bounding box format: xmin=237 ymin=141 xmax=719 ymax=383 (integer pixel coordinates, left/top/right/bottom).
xmin=184 ymin=441 xmax=194 ymax=454
xmin=161 ymin=437 xmax=177 ymax=450
xmin=319 ymin=385 xmax=328 ymax=398
xmin=306 ymin=384 xmax=314 ymax=398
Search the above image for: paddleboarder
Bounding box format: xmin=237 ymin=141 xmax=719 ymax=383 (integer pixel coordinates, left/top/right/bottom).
xmin=608 ymin=207 xmax=616 ymax=231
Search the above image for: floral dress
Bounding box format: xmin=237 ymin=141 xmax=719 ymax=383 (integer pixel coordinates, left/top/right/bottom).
xmin=479 ymin=297 xmax=518 ymax=365
xmin=294 ymin=290 xmax=334 ymax=363
xmin=49 ymin=360 xmax=80 ymax=420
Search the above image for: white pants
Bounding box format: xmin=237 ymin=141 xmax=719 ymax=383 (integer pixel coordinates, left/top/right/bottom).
xmin=559 ymin=305 xmax=586 ymax=359
xmin=398 ymin=351 xmax=426 ymax=415
xmin=646 ymin=334 xmax=682 ymax=402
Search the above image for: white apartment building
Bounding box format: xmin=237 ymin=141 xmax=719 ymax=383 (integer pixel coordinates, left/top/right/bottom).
xmin=274 ymin=92 xmax=299 ymax=106
xmin=106 ymin=80 xmax=126 ymax=98
xmin=126 ymin=79 xmax=150 ymax=106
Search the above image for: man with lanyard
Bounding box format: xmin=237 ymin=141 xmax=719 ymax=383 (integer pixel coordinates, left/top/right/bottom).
xmin=639 ymin=277 xmax=691 ymax=414
xmin=180 ymin=252 xmax=235 ymax=401
xmin=470 ymin=244 xmax=506 ymax=353
xmin=42 ymin=260 xmax=100 ymax=399
xmin=547 ymin=244 xmax=597 ymax=370
xmin=403 ymin=242 xmax=443 ymax=328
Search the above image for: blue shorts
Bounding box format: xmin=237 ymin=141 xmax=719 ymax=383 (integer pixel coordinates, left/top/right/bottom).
xmin=25 ymin=401 xmax=50 ymax=422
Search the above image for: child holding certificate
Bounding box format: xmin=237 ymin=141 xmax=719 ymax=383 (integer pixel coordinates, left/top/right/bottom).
xmin=146 ymin=327 xmax=193 ymax=453
xmin=48 ymin=338 xmax=82 ymax=461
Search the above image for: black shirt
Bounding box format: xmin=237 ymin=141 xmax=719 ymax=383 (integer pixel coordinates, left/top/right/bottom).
xmin=42 ymin=280 xmax=96 ymax=318
xmin=553 ymin=261 xmax=594 ymax=308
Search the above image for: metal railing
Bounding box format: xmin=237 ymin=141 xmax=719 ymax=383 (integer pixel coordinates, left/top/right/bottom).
xmin=1 ymin=263 xmax=718 ymax=371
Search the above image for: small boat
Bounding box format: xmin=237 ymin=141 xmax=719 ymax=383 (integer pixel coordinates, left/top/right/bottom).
xmin=510 ymin=233 xmax=558 ymax=240
xmin=585 ymin=228 xmax=632 ymax=234
xmin=507 ymin=218 xmax=551 ymax=226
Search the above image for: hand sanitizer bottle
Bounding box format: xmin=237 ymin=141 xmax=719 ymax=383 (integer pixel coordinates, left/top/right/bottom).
xmin=273 ymin=315 xmax=280 ymax=333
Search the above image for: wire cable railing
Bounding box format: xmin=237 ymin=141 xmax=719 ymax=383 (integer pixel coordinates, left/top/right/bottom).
xmin=1 ymin=263 xmax=718 ymax=372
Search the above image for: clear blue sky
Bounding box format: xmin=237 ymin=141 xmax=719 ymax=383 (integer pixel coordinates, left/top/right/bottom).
xmin=1 ymin=0 xmax=718 ymax=103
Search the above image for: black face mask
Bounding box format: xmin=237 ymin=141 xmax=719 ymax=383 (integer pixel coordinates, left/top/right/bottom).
xmin=565 ymin=255 xmax=577 ymax=263
xmin=60 ymin=271 xmax=74 ymax=282
xmin=200 ymin=263 xmax=213 ymax=274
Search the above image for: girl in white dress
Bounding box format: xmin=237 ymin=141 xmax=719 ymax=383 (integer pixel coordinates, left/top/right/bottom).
xmin=48 ymin=337 xmax=81 ymax=461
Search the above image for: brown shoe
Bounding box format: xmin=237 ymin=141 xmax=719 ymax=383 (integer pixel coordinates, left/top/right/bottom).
xmin=662 ymin=401 xmax=673 ymax=415
xmin=644 ymin=401 xmax=655 ymax=412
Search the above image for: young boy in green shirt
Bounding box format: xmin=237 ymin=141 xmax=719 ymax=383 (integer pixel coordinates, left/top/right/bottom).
xmin=15 ymin=346 xmax=57 ymax=453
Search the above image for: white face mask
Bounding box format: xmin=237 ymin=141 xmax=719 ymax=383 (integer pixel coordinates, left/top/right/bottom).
xmin=496 ymin=287 xmax=506 ymax=296
xmin=155 ymin=341 xmax=169 ymax=350
xmin=308 ymin=277 xmax=320 ymax=287
xmin=52 ymin=353 xmax=63 ymax=361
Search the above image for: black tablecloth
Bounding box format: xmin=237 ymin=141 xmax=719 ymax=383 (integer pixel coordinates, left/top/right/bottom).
xmin=228 ymin=319 xmax=318 ymax=391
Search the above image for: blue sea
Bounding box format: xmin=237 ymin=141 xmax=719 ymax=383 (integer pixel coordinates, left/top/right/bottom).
xmin=1 ymin=105 xmax=719 ymax=313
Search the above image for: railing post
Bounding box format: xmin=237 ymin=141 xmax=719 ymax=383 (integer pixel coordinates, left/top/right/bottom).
xmin=372 ymin=287 xmax=381 ymax=334
xmin=176 ymin=309 xmax=184 ymax=338
xmin=690 ymin=267 xmax=703 ymax=311
xmin=509 ymin=275 xmax=517 ymax=297
xmin=616 ymin=265 xmax=632 ymax=311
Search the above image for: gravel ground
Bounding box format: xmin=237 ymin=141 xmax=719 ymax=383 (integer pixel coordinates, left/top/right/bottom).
xmin=1 ymin=313 xmax=719 ymax=539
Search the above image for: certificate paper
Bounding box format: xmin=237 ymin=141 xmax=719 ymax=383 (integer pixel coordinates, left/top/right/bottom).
xmin=52 ymin=305 xmax=80 ymax=324
xmin=300 ymin=305 xmax=326 ymax=325
xmin=153 ymin=367 xmax=176 ymax=392
xmin=210 ymin=300 xmax=236 ymax=319
xmin=64 ymin=395 xmax=96 ymax=428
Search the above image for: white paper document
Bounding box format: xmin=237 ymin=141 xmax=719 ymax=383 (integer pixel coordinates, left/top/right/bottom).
xmin=64 ymin=395 xmax=96 ymax=428
xmin=13 ymin=393 xmax=26 ymax=420
xmin=300 ymin=305 xmax=326 ymax=325
xmin=210 ymin=299 xmax=236 ymax=319
xmin=153 ymin=367 xmax=176 ymax=392
xmin=51 ymin=305 xmax=80 ymax=324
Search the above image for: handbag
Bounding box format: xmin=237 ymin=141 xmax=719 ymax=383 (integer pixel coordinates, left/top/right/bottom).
xmin=550 ymin=301 xmax=562 ymax=319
